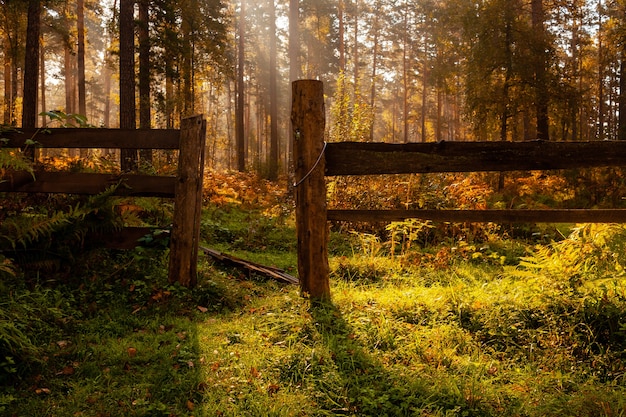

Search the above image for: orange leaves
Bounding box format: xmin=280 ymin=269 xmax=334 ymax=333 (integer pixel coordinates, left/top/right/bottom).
xmin=202 ymin=171 xmax=288 ymax=211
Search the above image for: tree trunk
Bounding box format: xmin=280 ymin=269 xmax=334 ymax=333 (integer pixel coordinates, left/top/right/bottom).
xmin=268 ymin=0 xmax=279 ymax=180
xmin=138 ymin=0 xmax=152 ymax=162
xmin=22 ymin=0 xmax=40 ymax=129
xmin=617 ymin=52 xmax=626 ymax=140
xmin=181 ymin=1 xmax=195 ymax=116
xmin=288 ymin=0 xmax=299 ymax=170
xmin=369 ymin=7 xmax=379 ymax=142
xmin=40 ymin=40 xmax=46 ymax=127
xmin=119 ymin=0 xmax=137 ymax=171
xmin=236 ymin=0 xmax=246 ymax=171
xmin=4 ymin=35 xmax=13 ymax=125
xmin=338 ymin=0 xmax=345 ymax=72
xmin=531 ymin=0 xmax=549 ymax=140
xmin=77 ymin=0 xmax=86 ymax=117
xmin=402 ymin=3 xmax=409 ymax=143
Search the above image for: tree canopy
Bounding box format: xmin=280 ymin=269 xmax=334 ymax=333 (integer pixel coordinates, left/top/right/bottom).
xmin=1 ymin=0 xmax=624 ymax=175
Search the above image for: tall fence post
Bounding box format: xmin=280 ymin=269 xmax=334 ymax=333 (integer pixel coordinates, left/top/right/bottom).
xmin=168 ymin=114 xmax=206 ymax=287
xmin=292 ymin=80 xmax=330 ymax=300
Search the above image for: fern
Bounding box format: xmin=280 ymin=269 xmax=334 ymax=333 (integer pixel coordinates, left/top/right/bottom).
xmin=516 ymin=224 xmax=626 ymax=289
xmin=0 ymin=185 xmax=126 ymax=271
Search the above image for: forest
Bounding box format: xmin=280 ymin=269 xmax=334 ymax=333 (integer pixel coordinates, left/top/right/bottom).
xmin=2 ymin=0 xmax=626 ymax=416
xmin=1 ymin=0 xmax=626 ymax=172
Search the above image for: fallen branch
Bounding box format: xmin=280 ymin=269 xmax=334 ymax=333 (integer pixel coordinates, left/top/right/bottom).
xmin=199 ymin=246 xmax=298 ymax=285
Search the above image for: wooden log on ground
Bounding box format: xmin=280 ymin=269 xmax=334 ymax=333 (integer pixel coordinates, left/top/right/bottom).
xmin=200 ymin=246 xmax=298 ymax=285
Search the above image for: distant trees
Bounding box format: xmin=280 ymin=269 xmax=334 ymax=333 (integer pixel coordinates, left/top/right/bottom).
xmin=2 ymin=0 xmax=626 ymax=178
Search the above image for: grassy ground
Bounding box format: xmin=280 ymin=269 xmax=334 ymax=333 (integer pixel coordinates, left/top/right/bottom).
xmin=3 ymin=182 xmax=626 ymax=415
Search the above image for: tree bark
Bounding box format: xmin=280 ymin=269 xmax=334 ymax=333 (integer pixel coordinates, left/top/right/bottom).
xmin=619 ymin=53 xmax=626 ymax=141
xmin=268 ymin=0 xmax=279 ymax=180
xmin=40 ymin=39 xmax=46 ymax=127
xmin=22 ymin=0 xmax=40 ymax=129
xmin=138 ymin=0 xmax=152 ymax=162
xmin=531 ymin=0 xmax=549 ymax=140
xmin=288 ymin=0 xmax=299 ymax=169
xmin=236 ymin=0 xmax=246 ymax=171
xmin=119 ymin=0 xmax=137 ymax=170
xmin=4 ymin=34 xmax=13 ymax=125
xmin=77 ymin=0 xmax=86 ymax=117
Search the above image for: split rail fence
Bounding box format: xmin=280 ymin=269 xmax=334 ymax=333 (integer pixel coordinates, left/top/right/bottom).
xmin=1 ymin=114 xmax=206 ymax=287
xmin=291 ymin=79 xmax=626 ymax=300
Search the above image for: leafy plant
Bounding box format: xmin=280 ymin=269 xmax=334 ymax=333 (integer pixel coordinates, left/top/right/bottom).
xmin=39 ymin=110 xmax=94 ymax=128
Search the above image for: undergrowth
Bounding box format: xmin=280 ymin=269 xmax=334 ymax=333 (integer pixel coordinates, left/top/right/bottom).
xmin=2 ymin=171 xmax=626 ymax=416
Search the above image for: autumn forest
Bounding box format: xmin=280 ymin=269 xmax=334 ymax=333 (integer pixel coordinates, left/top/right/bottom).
xmin=4 ymin=0 xmax=626 ymax=415
xmin=2 ymin=0 xmax=626 ymax=177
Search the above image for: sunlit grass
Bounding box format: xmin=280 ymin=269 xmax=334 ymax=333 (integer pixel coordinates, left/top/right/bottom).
xmin=3 ymin=190 xmax=626 ymax=416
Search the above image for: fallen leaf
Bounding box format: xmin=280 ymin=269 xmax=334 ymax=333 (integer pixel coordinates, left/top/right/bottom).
xmin=35 ymin=388 xmax=51 ymax=395
xmin=56 ymin=340 xmax=70 ymax=349
xmin=127 ymin=347 xmax=137 ymax=357
xmin=250 ymin=367 xmax=260 ymax=378
xmin=197 ymin=305 xmax=208 ymax=313
xmin=187 ymin=400 xmax=195 ymax=411
xmin=56 ymin=365 xmax=75 ymax=376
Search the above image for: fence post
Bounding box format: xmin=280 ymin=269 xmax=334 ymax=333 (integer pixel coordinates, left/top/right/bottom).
xmin=168 ymin=114 xmax=206 ymax=287
xmin=292 ymin=80 xmax=330 ymax=300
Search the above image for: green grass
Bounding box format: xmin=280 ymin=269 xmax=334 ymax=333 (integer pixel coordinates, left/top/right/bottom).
xmin=2 ymin=207 xmax=626 ymax=416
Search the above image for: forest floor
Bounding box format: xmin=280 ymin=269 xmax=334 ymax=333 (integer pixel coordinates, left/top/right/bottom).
xmin=2 ymin=172 xmax=626 ymax=416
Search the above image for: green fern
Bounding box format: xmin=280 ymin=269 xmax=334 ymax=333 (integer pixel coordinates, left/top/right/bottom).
xmin=516 ymin=224 xmax=626 ymax=289
xmin=0 ymin=185 xmax=126 ymax=271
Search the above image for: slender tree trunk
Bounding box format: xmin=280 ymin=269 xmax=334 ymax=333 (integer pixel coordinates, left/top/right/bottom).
xmin=597 ymin=1 xmax=604 ymax=140
xmin=402 ymin=4 xmax=409 ymax=143
xmin=64 ymin=45 xmax=73 ymax=113
xmin=40 ymin=40 xmax=46 ymax=127
xmin=4 ymin=35 xmax=13 ymax=125
xmin=617 ymin=52 xmax=626 ymax=140
xmin=338 ymin=0 xmax=345 ymax=72
xmin=421 ymin=59 xmax=427 ymax=142
xmin=181 ymin=1 xmax=195 ymax=116
xmin=103 ymin=60 xmax=111 ymax=127
xmin=236 ymin=0 xmax=246 ymax=171
xmin=138 ymin=0 xmax=152 ymax=162
xmin=77 ymin=0 xmax=87 ymax=157
xmin=531 ymin=0 xmax=549 ymax=140
xmin=22 ymin=0 xmax=40 ymax=129
xmin=369 ymin=7 xmax=379 ymax=142
xmin=268 ymin=0 xmax=279 ymax=180
xmin=77 ymin=0 xmax=86 ymax=117
xmin=119 ymin=0 xmax=137 ymax=170
xmin=288 ymin=0 xmax=299 ymax=171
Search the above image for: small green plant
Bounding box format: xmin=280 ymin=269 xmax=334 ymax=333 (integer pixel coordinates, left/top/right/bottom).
xmin=386 ymin=219 xmax=434 ymax=259
xmin=39 ymin=110 xmax=94 ymax=128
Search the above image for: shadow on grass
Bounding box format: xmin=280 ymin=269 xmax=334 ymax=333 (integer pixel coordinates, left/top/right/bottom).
xmin=309 ymin=299 xmax=478 ymax=417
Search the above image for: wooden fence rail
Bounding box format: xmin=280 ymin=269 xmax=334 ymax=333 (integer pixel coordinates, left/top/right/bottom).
xmin=0 ymin=115 xmax=206 ymax=287
xmin=291 ymin=79 xmax=626 ymax=300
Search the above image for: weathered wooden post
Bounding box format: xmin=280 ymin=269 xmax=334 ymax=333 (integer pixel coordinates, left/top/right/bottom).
xmin=292 ymin=80 xmax=331 ymax=300
xmin=168 ymin=114 xmax=206 ymax=287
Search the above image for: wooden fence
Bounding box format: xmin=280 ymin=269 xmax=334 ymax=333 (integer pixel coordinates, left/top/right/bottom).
xmin=291 ymin=80 xmax=626 ymax=300
xmin=1 ymin=115 xmax=206 ymax=287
